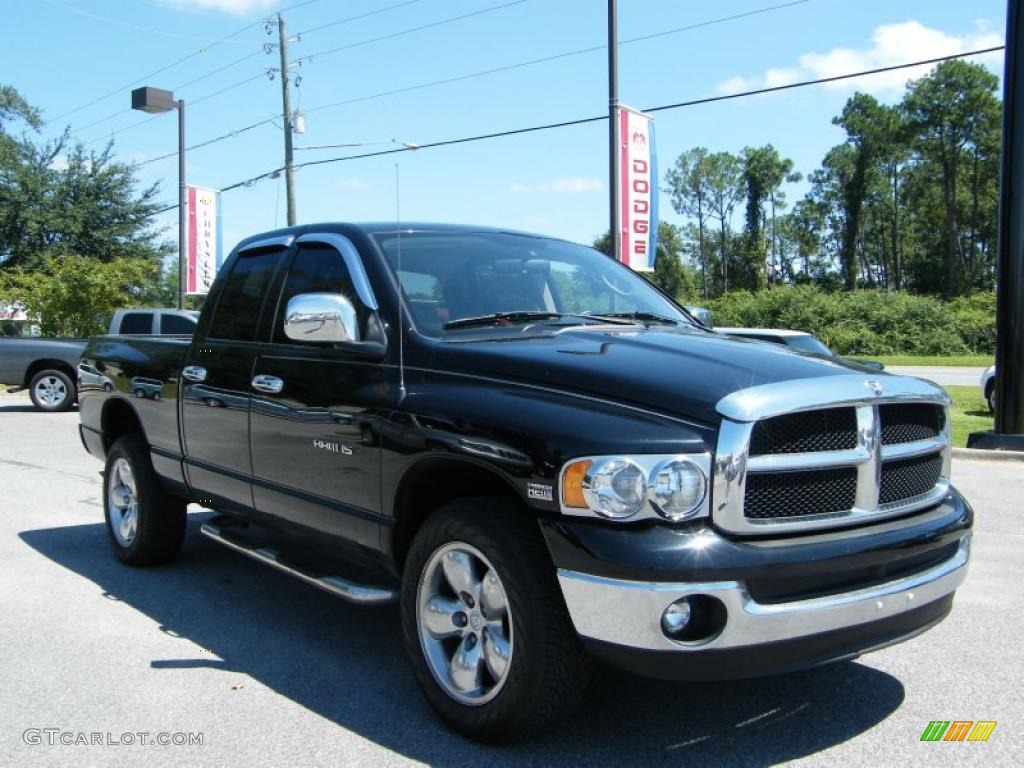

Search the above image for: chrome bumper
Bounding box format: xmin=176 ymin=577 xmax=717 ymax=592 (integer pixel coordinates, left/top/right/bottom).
xmin=557 ymin=535 xmax=970 ymax=652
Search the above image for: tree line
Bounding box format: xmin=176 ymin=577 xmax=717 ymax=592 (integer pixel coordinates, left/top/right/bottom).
xmin=662 ymin=59 xmax=1002 ymax=300
xmin=0 ymin=85 xmax=176 ymax=335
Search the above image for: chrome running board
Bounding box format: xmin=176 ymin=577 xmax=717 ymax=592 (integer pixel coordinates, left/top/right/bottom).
xmin=200 ymin=518 xmax=397 ymax=606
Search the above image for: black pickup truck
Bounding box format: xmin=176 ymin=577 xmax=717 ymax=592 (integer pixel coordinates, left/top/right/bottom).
xmin=78 ymin=223 xmax=972 ymax=742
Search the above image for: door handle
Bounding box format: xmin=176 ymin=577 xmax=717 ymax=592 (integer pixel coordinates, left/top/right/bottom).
xmin=182 ymin=365 xmax=207 ymax=383
xmin=251 ymin=374 xmax=284 ymax=394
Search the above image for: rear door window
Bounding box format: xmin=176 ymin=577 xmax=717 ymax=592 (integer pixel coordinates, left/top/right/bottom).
xmin=208 ymin=249 xmax=287 ymax=341
xmin=159 ymin=314 xmax=197 ymax=335
xmin=118 ymin=312 xmax=153 ymax=334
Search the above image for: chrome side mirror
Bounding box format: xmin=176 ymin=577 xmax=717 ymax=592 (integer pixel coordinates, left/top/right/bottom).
xmin=284 ymin=292 xmax=359 ymax=343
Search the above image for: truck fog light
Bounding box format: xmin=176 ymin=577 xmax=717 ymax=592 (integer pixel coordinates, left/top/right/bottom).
xmin=648 ymin=458 xmax=707 ymax=521
xmin=582 ymin=457 xmax=647 ymax=519
xmin=661 ymin=598 xmax=692 ymax=635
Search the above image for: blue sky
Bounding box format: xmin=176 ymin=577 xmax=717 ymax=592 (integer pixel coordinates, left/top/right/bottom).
xmin=4 ymin=0 xmax=1008 ymax=255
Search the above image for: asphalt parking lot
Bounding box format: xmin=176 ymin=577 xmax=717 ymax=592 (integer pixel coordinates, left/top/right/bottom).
xmin=0 ymin=391 xmax=1021 ymax=767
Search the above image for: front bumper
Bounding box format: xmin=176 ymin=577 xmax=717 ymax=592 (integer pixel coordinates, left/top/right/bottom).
xmin=544 ymin=488 xmax=972 ymax=680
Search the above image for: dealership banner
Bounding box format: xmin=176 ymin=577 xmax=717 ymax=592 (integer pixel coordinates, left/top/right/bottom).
xmin=618 ymin=105 xmax=658 ymax=272
xmin=186 ymin=186 xmax=223 ymax=295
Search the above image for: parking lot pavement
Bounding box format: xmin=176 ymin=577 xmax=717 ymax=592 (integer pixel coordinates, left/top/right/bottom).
xmin=886 ymin=366 xmax=987 ymax=387
xmin=0 ymin=391 xmax=1021 ymax=767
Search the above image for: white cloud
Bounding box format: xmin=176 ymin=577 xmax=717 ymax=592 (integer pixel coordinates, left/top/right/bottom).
xmin=509 ymin=177 xmax=604 ymax=193
xmin=157 ymin=0 xmax=276 ymax=15
xmin=716 ymin=20 xmax=1004 ymax=98
xmin=49 ymin=154 xmax=69 ymax=171
xmin=335 ymin=178 xmax=367 ymax=190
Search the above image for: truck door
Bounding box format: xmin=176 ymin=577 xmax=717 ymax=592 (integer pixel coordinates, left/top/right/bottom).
xmin=181 ymin=239 xmax=290 ymax=512
xmin=249 ymin=233 xmax=388 ymax=551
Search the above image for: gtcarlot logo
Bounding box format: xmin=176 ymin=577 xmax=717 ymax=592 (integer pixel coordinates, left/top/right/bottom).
xmin=920 ymin=721 xmax=997 ymax=742
xmin=23 ymin=729 xmax=204 ymax=747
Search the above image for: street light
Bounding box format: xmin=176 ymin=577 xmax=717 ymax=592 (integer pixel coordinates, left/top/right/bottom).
xmin=131 ymin=86 xmax=185 ymax=310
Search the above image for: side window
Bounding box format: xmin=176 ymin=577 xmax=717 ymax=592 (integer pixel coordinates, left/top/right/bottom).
xmin=160 ymin=314 xmax=197 ymax=335
xmin=273 ymin=244 xmax=368 ymax=344
xmin=118 ymin=312 xmax=153 ymax=335
xmin=208 ymin=248 xmax=285 ymax=341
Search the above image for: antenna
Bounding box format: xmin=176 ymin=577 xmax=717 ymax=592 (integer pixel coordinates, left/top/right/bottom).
xmin=395 ymin=163 xmax=406 ymax=403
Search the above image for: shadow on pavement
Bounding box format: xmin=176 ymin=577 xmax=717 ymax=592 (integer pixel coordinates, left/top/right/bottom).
xmin=20 ymin=516 xmax=905 ymax=766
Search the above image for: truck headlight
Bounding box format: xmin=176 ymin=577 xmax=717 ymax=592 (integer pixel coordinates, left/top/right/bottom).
xmin=649 ymin=458 xmax=707 ymax=521
xmin=560 ymin=453 xmax=711 ymax=522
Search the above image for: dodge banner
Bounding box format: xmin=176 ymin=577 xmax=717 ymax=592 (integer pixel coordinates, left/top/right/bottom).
xmin=618 ymin=105 xmax=658 ymax=272
xmin=186 ymin=186 xmax=223 ymax=296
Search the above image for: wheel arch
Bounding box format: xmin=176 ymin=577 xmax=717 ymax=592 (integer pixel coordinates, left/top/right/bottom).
xmin=25 ymin=358 xmax=77 ymax=388
xmin=390 ymin=456 xmax=526 ymax=570
xmin=100 ymin=397 xmax=149 ymax=454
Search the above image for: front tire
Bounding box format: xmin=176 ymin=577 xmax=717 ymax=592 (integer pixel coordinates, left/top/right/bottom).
xmin=103 ymin=434 xmax=186 ymax=566
xmin=29 ymin=369 xmax=75 ymax=412
xmin=986 ymin=382 xmax=996 ymax=414
xmin=400 ymin=496 xmax=591 ymax=742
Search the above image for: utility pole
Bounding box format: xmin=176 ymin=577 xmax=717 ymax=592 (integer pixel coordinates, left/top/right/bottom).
xmin=608 ymin=0 xmax=620 ymax=263
xmin=277 ymin=12 xmax=297 ymax=226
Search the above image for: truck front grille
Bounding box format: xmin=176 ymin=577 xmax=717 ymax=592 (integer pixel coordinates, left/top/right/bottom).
xmin=714 ymin=376 xmax=952 ymax=535
xmin=879 ymin=403 xmax=944 ymax=445
xmin=750 ymin=408 xmax=857 ymax=455
xmin=745 ymin=469 xmax=857 ymax=519
xmin=880 ymin=453 xmax=944 ymax=505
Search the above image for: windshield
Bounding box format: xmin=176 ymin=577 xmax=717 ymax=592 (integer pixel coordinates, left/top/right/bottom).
xmin=372 ymin=231 xmax=690 ymax=337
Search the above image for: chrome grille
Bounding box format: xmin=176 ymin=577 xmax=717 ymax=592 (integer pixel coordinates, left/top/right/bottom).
xmin=879 ymin=403 xmax=944 ymax=445
xmin=880 ymin=453 xmax=944 ymax=505
xmin=713 ymin=375 xmax=952 ymax=535
xmin=749 ymin=408 xmax=857 ymax=455
xmin=745 ymin=469 xmax=857 ymax=518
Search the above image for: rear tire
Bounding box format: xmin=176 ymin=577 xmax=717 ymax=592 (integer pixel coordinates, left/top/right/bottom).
xmin=400 ymin=496 xmax=591 ymax=742
xmin=103 ymin=434 xmax=186 ymax=566
xmin=29 ymin=369 xmax=75 ymax=412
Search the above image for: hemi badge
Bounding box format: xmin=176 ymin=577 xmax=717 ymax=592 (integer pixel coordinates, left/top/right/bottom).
xmin=528 ymin=483 xmax=554 ymax=502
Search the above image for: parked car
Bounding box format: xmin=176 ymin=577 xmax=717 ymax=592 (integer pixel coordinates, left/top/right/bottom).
xmin=717 ymin=327 xmax=885 ymax=370
xmin=981 ymin=365 xmax=996 ymax=413
xmin=0 ymin=308 xmax=197 ymax=412
xmin=78 ymin=223 xmax=971 ymax=742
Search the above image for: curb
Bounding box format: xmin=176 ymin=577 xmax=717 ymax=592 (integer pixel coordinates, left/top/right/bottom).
xmin=951 ymin=447 xmax=1024 ymax=463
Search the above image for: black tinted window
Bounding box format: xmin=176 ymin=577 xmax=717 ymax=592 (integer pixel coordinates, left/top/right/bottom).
xmin=160 ymin=314 xmax=196 ymax=335
xmin=118 ymin=312 xmax=152 ymax=334
xmin=208 ymin=249 xmax=285 ymax=341
xmin=274 ymin=244 xmax=366 ymax=343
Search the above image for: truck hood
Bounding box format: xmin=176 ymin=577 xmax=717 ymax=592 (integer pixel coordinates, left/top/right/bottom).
xmin=429 ymin=326 xmax=869 ymax=425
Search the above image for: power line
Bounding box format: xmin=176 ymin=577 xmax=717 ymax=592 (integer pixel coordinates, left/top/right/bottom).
xmin=643 ymin=46 xmax=1007 ymax=113
xmin=135 ymin=119 xmax=277 ymax=167
xmin=146 ymin=44 xmax=1003 ymax=215
xmin=290 ymin=0 xmax=528 ymax=67
xmin=297 ymin=0 xmax=427 ymax=36
xmin=302 ymin=0 xmax=812 ymax=116
xmin=52 ymin=0 xmax=322 ymax=130
xmin=122 ymin=0 xmax=812 ymax=158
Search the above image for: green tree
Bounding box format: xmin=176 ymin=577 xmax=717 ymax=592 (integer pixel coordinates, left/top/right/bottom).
xmin=740 ymin=145 xmax=800 ymax=290
xmin=903 ymin=60 xmax=1001 ymax=297
xmin=0 ymin=254 xmax=161 ymax=336
xmin=0 ymin=84 xmax=169 ymax=271
xmin=665 ymin=147 xmax=712 ymax=298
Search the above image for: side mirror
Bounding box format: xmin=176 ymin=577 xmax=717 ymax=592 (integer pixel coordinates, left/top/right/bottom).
xmin=284 ymin=292 xmax=360 ymax=343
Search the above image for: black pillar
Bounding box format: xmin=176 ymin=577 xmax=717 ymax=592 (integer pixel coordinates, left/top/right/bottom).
xmin=969 ymin=0 xmax=1024 ymax=450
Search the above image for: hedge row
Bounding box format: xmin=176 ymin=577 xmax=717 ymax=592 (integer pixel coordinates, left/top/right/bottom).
xmin=705 ymin=287 xmax=995 ymax=356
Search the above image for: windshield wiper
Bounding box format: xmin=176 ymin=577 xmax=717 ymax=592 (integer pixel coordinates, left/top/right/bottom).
xmin=589 ymin=311 xmax=681 ymax=326
xmin=443 ymin=311 xmax=637 ymax=331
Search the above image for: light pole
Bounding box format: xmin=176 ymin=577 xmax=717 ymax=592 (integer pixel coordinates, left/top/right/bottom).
xmin=132 ymin=86 xmax=186 ymax=310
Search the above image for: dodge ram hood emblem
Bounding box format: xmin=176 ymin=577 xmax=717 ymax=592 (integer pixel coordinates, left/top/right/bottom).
xmin=865 ymin=380 xmax=884 ymax=397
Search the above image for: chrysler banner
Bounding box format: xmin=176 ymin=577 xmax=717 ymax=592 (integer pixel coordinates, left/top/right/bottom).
xmin=618 ymin=106 xmax=658 ymax=271
xmin=186 ymin=186 xmax=223 ymax=296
